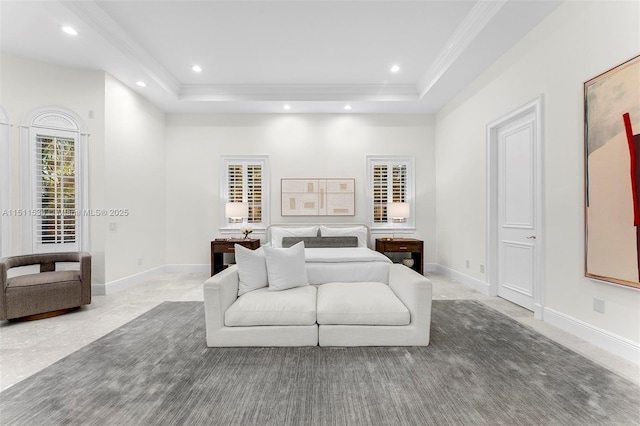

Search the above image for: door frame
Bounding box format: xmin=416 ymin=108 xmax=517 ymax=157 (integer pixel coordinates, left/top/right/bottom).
xmin=486 ymin=95 xmax=545 ymax=319
xmin=0 ymin=107 xmax=11 ymax=258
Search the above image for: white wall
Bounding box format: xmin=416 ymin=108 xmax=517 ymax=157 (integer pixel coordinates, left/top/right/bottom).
xmin=165 ymin=114 xmax=436 ymax=266
xmin=0 ymin=54 xmax=167 ymax=285
xmin=104 ymin=75 xmax=166 ymax=282
xmin=436 ymin=1 xmax=640 ymax=343
xmin=0 ymin=54 xmax=107 ymax=283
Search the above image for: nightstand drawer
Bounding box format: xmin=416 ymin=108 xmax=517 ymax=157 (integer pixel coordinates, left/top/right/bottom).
xmin=380 ymin=241 xmax=421 ymax=252
xmin=376 ymin=240 xmax=422 ymax=252
xmin=213 ymin=243 xmax=237 ymax=254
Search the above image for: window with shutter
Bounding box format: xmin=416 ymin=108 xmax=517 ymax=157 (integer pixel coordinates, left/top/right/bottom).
xmin=36 ymin=136 xmax=77 ymax=245
xmin=221 ymin=156 xmax=269 ymax=231
xmin=20 ymin=107 xmax=88 ymax=253
xmin=366 ymin=156 xmax=414 ymax=230
xmin=246 ymin=164 xmax=262 ymax=223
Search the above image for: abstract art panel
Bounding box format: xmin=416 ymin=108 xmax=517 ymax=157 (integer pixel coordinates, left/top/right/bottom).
xmin=584 ymin=55 xmax=640 ymax=288
xmin=281 ymin=178 xmax=355 ymax=216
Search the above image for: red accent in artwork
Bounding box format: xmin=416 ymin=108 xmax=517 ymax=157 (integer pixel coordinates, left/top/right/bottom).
xmin=623 ymin=113 xmax=640 ymax=226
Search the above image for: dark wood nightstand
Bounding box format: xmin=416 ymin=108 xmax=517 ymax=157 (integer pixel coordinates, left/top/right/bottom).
xmin=375 ymin=238 xmax=424 ymax=275
xmin=211 ymin=238 xmax=260 ymax=276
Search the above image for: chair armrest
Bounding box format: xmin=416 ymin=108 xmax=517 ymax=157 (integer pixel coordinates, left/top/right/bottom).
xmin=78 ymin=252 xmax=92 ymax=304
xmin=203 ymin=265 xmax=240 ymax=333
xmin=0 ymin=258 xmax=7 ymax=319
xmin=388 ymin=264 xmax=432 ymax=330
xmin=0 ymin=258 xmax=7 ymax=288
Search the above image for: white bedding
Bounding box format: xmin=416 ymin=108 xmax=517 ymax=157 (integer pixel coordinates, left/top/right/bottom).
xmin=304 ymin=247 xmax=392 ymax=285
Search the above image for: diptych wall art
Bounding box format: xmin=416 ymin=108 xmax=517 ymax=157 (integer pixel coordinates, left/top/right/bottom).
xmin=281 ymin=178 xmax=355 ymax=216
xmin=584 ymin=55 xmax=640 ymax=288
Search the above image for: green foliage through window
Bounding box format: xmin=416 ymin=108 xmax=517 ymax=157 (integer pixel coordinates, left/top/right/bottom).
xmin=36 ymin=136 xmax=76 ymax=244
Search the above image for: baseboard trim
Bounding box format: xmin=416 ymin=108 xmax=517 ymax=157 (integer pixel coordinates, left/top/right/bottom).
xmin=92 ymin=264 xmax=211 ymax=295
xmin=544 ymin=307 xmax=640 ymax=366
xmin=434 ymin=264 xmax=490 ymax=295
xmin=431 ymin=264 xmax=639 ymax=365
xmin=92 ymin=265 xmax=167 ymax=296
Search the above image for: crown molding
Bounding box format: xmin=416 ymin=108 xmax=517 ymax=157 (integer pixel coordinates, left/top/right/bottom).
xmin=180 ymin=84 xmax=418 ymax=102
xmin=60 ymin=0 xmax=510 ymax=108
xmin=417 ymin=0 xmax=507 ymax=99
xmin=62 ymin=1 xmax=181 ymax=96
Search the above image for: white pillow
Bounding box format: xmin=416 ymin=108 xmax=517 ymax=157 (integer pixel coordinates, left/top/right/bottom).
xmin=234 ymin=245 xmax=268 ymax=296
xmin=263 ymin=242 xmax=309 ymax=291
xmin=270 ymin=226 xmax=319 ymax=248
xmin=319 ymin=225 xmax=368 ymax=247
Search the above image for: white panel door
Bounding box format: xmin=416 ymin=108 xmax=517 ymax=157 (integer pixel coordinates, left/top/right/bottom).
xmin=497 ymin=111 xmax=537 ymax=310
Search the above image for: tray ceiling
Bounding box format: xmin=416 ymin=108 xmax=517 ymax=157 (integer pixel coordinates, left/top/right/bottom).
xmin=0 ymin=0 xmax=562 ymax=113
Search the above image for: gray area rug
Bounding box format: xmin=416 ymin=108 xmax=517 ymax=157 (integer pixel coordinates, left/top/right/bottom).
xmin=1 ymin=300 xmax=639 ymax=426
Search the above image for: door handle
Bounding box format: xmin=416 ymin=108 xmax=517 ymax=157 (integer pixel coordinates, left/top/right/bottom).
xmin=526 ymin=236 xmax=536 ymax=239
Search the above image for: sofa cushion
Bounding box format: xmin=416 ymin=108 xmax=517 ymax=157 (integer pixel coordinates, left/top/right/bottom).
xmin=7 ymin=271 xmax=81 ymax=288
xmin=263 ymin=242 xmax=309 ymax=291
xmin=225 ymin=286 xmax=317 ymax=326
xmin=234 ymin=245 xmax=268 ymax=296
xmin=316 ymin=282 xmax=410 ymax=325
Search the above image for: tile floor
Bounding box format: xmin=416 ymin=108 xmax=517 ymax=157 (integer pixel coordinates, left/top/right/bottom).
xmin=1 ymin=272 xmax=638 ymax=392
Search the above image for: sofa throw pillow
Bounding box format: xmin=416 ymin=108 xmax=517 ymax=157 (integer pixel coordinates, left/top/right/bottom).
xmin=235 ymin=245 xmax=268 ymax=296
xmin=270 ymin=226 xmax=319 ymax=248
xmin=319 ymin=225 xmax=368 ymax=248
xmin=263 ymin=241 xmax=309 ymax=291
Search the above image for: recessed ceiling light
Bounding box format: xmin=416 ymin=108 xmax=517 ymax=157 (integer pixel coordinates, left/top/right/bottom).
xmin=136 ymin=81 xmax=147 ymax=87
xmin=283 ymin=104 xmax=291 ymax=110
xmin=61 ymin=26 xmax=78 ymax=36
xmin=344 ymin=105 xmax=352 ymax=110
xmin=390 ymin=64 xmax=400 ymax=73
xmin=192 ymin=65 xmax=202 ymax=73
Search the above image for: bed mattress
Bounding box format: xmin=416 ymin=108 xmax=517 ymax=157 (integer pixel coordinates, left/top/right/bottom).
xmin=304 ymin=247 xmax=392 ymax=285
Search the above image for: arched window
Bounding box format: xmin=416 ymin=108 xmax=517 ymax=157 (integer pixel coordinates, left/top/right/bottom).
xmin=20 ymin=107 xmax=89 ymax=253
xmin=0 ymin=107 xmax=11 ymax=257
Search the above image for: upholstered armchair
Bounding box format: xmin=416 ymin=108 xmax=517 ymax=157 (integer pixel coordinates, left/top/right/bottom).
xmin=0 ymin=252 xmax=91 ymax=320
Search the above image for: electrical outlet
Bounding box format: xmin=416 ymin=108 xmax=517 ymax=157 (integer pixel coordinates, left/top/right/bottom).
xmin=137 ymin=258 xmax=143 ymax=266
xmin=109 ymin=221 xmax=117 ymax=232
xmin=480 ymin=264 xmax=485 ymax=273
xmin=466 ymin=259 xmax=470 ymax=268
xmin=593 ymin=298 xmax=605 ymax=314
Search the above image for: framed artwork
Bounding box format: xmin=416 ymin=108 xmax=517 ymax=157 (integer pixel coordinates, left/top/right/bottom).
xmin=584 ymin=55 xmax=640 ymax=288
xmin=281 ymin=178 xmax=355 ymax=216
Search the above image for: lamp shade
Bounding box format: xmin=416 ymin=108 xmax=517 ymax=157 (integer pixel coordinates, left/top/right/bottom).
xmin=387 ymin=202 xmax=410 ymax=221
xmin=225 ymin=202 xmax=248 ymax=220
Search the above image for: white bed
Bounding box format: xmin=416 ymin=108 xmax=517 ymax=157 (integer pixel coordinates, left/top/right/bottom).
xmin=267 ymin=224 xmax=392 ymax=284
xmin=305 ymin=247 xmax=392 ymax=284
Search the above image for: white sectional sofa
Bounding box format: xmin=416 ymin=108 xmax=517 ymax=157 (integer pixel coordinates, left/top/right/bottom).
xmin=203 ymin=263 xmax=432 ymax=347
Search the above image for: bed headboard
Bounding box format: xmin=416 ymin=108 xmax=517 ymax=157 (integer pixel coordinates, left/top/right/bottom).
xmin=266 ymin=223 xmax=371 ymax=248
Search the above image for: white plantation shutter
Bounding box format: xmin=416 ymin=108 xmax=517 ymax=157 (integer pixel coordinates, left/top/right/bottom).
xmin=221 ymin=156 xmax=269 ymax=230
xmin=373 ymin=164 xmax=388 ymax=223
xmin=246 ymin=165 xmax=262 ymax=223
xmin=366 ymin=156 xmax=414 ymax=229
xmin=392 ymin=164 xmax=407 ymax=203
xmin=227 ymin=165 xmax=243 ymax=204
xmin=35 ymin=136 xmax=77 ymax=245
xmin=21 ymin=107 xmax=88 ymax=253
